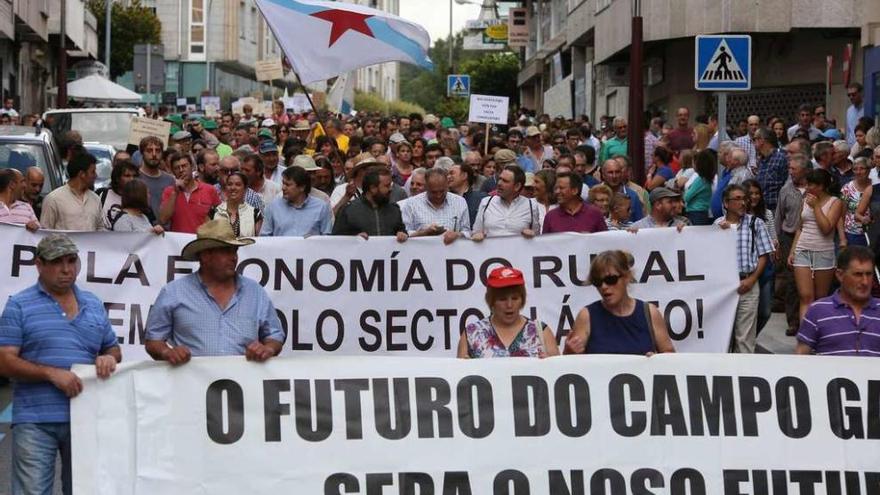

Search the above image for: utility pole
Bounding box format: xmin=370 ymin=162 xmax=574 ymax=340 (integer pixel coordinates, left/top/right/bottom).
xmin=58 ymin=0 xmax=68 ymax=108
xmin=627 ymin=0 xmax=645 ymax=184
xmin=105 ymin=0 xmax=111 ymax=71
xmin=448 ymin=0 xmax=453 ymax=71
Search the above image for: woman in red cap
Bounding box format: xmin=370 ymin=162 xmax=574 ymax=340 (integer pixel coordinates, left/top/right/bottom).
xmin=457 ymin=266 xmax=560 ymax=358
xmin=565 ymin=250 xmax=675 ymax=355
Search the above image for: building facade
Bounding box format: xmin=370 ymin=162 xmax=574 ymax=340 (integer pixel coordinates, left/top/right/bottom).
xmin=518 ymin=0 xmax=880 ymax=126
xmin=0 ymin=0 xmax=98 ymax=114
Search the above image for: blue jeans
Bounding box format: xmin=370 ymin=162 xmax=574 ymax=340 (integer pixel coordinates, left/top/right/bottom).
xmin=12 ymin=423 xmax=71 ymax=495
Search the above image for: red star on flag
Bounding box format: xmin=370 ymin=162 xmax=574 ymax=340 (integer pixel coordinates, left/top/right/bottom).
xmin=310 ymin=9 xmax=375 ymax=47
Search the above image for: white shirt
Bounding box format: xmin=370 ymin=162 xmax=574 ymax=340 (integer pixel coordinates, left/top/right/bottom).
xmin=472 ymin=194 xmax=541 ymax=238
xmin=254 ymin=179 xmax=280 ymax=205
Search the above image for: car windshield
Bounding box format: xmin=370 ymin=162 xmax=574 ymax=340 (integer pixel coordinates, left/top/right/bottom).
xmin=0 ymin=142 xmax=51 ymax=194
xmin=51 ymin=112 xmax=134 ymax=151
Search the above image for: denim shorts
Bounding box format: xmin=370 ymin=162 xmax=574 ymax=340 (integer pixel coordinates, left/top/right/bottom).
xmin=792 ymin=249 xmax=836 ymax=270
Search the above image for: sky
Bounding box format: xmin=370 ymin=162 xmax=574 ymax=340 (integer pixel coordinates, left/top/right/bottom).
xmin=398 ymin=0 xmax=483 ymax=46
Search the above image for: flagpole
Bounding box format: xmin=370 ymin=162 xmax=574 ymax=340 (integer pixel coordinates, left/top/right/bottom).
xmin=292 ymin=67 xmax=320 ymax=117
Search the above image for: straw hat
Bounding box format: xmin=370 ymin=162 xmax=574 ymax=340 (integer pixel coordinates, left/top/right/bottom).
xmin=180 ymin=220 xmax=255 ymax=261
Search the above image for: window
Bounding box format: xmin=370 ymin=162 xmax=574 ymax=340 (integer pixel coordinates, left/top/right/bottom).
xmin=189 ymin=0 xmax=206 ymax=59
xmin=239 ymin=2 xmax=246 ymax=39
xmin=251 ymin=7 xmax=258 ymax=43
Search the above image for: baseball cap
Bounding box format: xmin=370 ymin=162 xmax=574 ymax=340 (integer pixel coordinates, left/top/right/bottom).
xmin=494 ymin=149 xmax=517 ymax=164
xmin=487 ymin=266 xmax=525 ymax=288
xmin=261 ymin=118 xmax=276 ymax=128
xmin=36 ymin=234 xmax=78 ymax=261
xmin=259 ymin=140 xmax=278 ymax=154
xmin=525 ymin=126 xmax=541 ymax=138
xmin=649 ymin=186 xmax=681 ymax=203
xmin=257 ymin=128 xmax=274 ymax=140
xmin=172 ymin=130 xmax=191 ymax=141
xmin=389 ymin=132 xmax=407 ymax=144
xmin=441 ymin=117 xmax=455 ymax=129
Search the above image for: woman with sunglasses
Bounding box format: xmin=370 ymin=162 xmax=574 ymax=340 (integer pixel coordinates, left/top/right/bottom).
xmin=457 ymin=266 xmax=560 ymax=358
xmin=564 ymin=250 xmax=675 ymax=355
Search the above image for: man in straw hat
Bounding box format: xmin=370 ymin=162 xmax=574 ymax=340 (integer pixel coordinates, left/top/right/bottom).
xmin=0 ymin=233 xmax=121 ymax=495
xmin=145 ymin=220 xmax=285 ymax=364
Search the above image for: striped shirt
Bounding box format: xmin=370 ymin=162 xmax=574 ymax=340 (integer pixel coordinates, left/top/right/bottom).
xmin=0 ymin=200 xmax=38 ymax=225
xmin=145 ymin=272 xmax=286 ymax=356
xmin=0 ymin=283 xmax=118 ymax=424
xmin=797 ymin=291 xmax=880 ymax=356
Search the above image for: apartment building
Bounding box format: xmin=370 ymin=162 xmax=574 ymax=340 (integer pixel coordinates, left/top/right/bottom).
xmin=517 ymin=0 xmax=880 ymax=125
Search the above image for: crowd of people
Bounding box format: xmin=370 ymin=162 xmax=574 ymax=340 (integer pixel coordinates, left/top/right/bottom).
xmin=0 ymin=82 xmax=879 ymax=494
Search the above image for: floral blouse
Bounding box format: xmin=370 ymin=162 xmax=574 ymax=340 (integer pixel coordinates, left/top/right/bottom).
xmin=464 ymin=317 xmax=545 ymax=358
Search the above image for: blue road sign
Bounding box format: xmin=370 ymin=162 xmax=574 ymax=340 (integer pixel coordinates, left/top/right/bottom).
xmin=695 ymin=35 xmax=751 ymax=91
xmin=447 ymin=74 xmax=471 ymax=98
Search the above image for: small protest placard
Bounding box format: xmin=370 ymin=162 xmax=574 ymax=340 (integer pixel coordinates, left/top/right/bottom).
xmin=128 ymin=116 xmax=171 ymax=148
xmin=255 ymin=59 xmax=284 ymax=82
xmin=468 ymin=94 xmax=509 ymax=125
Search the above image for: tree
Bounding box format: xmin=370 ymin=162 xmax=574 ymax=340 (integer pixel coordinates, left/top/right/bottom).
xmin=400 ymin=32 xmax=520 ymax=116
xmin=87 ymin=0 xmax=162 ymax=79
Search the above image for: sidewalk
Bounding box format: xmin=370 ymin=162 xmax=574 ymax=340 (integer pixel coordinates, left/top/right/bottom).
xmin=756 ymin=312 xmax=797 ymax=354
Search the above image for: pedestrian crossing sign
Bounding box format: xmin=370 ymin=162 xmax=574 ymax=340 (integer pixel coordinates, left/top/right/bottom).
xmin=447 ymin=74 xmax=471 ymax=98
xmin=695 ymin=35 xmax=751 ymax=91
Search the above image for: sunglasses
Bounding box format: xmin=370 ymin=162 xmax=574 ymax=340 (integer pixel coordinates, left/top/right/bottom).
xmin=592 ymin=274 xmax=622 ymax=288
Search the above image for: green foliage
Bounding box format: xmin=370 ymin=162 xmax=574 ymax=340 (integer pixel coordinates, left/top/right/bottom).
xmin=400 ymin=32 xmax=520 ymax=117
xmin=354 ymin=91 xmax=426 ymax=117
xmin=87 ymin=0 xmax=162 ymax=79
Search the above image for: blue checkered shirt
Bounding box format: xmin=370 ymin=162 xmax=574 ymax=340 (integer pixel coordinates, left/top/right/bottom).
xmin=715 ymin=214 xmax=774 ymax=274
xmin=145 ymin=272 xmax=285 ymax=356
xmin=733 ymin=135 xmax=757 ymax=172
xmin=756 ymin=148 xmax=789 ymax=210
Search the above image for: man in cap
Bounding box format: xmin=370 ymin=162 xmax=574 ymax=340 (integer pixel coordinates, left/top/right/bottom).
xmin=260 ymin=140 xmax=285 ymax=184
xmin=172 ymin=130 xmax=193 ymax=155
xmin=0 ymin=234 xmax=121 ymax=495
xmin=261 ymin=165 xmax=332 ymax=237
xmin=291 ymin=154 xmax=331 ymax=204
xmin=598 ymin=117 xmax=629 ymax=164
xmin=145 ymin=220 xmax=285 ymax=364
xmin=290 ymin=119 xmax=311 ymax=142
xmin=517 ymin=126 xmax=553 ymax=173
xmin=630 ymin=187 xmax=686 ymax=230
xmin=481 ymin=148 xmax=517 ymax=194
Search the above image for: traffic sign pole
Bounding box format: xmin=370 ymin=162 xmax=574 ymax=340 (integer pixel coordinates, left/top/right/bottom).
xmin=717 ymin=92 xmax=728 ymax=143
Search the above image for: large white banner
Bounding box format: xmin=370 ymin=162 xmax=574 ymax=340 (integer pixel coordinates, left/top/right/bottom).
xmin=72 ymin=354 xmax=880 ymax=494
xmin=0 ymin=224 xmax=739 ymax=357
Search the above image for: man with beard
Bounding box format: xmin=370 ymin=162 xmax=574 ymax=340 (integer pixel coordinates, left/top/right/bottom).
xmin=332 ymin=168 xmax=407 ymax=241
xmin=196 ymin=149 xmax=221 ymax=186
xmin=137 ymin=136 xmax=175 ymax=219
xmin=40 ymin=154 xmax=103 ymax=231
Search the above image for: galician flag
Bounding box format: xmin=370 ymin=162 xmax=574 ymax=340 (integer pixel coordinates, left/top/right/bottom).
xmin=254 ymin=0 xmax=434 ymax=85
xmin=327 ymin=72 xmax=355 ymax=115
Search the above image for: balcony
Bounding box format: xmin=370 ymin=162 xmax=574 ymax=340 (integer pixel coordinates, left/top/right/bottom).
xmin=14 ymin=0 xmax=49 ymax=42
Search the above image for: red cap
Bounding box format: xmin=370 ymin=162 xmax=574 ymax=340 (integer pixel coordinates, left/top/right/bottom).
xmin=487 ymin=266 xmax=525 ymax=288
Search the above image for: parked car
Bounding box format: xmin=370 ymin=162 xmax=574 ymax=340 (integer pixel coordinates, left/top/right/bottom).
xmin=42 ymin=107 xmax=144 ymax=153
xmin=0 ymin=125 xmax=64 ymax=193
xmin=84 ymin=142 xmax=116 ymax=190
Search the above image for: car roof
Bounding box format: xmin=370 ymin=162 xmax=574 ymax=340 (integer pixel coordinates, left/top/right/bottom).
xmin=0 ymin=125 xmax=52 ymax=140
xmin=43 ymin=108 xmax=143 ymax=115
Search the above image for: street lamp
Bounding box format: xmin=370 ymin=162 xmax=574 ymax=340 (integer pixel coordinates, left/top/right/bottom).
xmin=450 ymin=0 xmax=480 ymax=70
xmin=205 ymin=0 xmax=214 ymax=95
